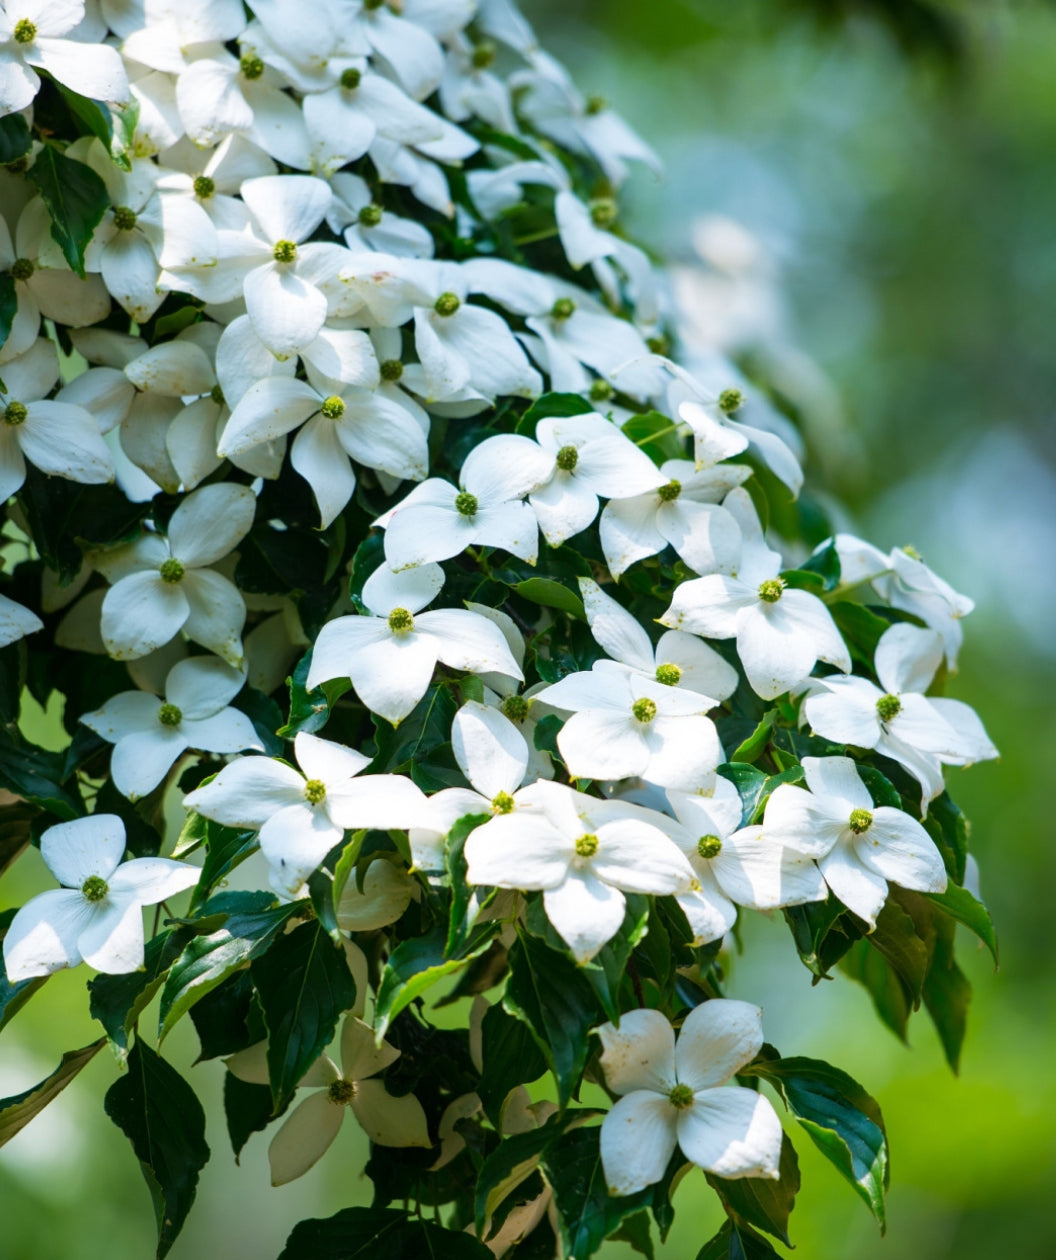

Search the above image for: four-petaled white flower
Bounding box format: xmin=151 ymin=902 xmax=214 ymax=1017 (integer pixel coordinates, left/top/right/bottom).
xmin=3 ymin=815 xmax=198 ymax=981
xmin=598 ymin=1001 xmax=783 ymax=1195
xmin=464 ymin=780 xmax=697 ymax=962
xmin=764 ymin=756 xmax=948 ymax=927
xmin=226 ymin=1016 xmax=430 ymax=1186
xmin=183 ymin=731 xmax=431 ymax=896
xmin=306 ymin=562 xmax=523 ymax=725
xmin=81 ymin=656 xmax=263 ymax=801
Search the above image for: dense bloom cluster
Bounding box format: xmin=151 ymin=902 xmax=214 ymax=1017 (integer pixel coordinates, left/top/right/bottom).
xmin=0 ymin=2 xmax=997 ymax=1256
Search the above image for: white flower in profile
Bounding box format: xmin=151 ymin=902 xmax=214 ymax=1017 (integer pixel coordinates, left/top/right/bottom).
xmin=597 ymin=1001 xmax=782 ymax=1196
xmin=802 ymin=622 xmax=997 ymax=810
xmin=183 ymin=731 xmax=431 ymax=897
xmin=464 ymin=780 xmax=697 ymax=962
xmin=599 ymin=458 xmax=749 ymax=578
xmin=554 ymin=190 xmax=658 ymax=323
xmin=98 ymin=482 xmax=256 ymax=668
xmin=658 ymin=776 xmax=827 ymax=943
xmin=2 ymin=815 xmax=198 ymax=982
xmin=528 ymin=413 xmax=667 ymax=547
xmin=0 ymin=340 xmax=114 ymax=502
xmin=0 ymin=0 xmax=128 ymax=115
xmin=226 ymin=1016 xmax=430 ymax=1186
xmin=661 ymin=488 xmax=850 ymax=701
xmin=81 ymin=656 xmax=263 ymax=802
xmin=0 ymin=592 xmax=42 ymax=648
xmin=327 ymin=172 xmax=434 ymax=258
xmin=306 ymin=563 xmax=523 ymax=725
xmin=377 ymin=433 xmax=553 ymax=570
xmin=764 ymin=756 xmax=948 ymax=927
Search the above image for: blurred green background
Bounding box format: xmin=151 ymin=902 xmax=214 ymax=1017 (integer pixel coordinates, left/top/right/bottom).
xmin=2 ymin=2 xmax=1054 ymax=1257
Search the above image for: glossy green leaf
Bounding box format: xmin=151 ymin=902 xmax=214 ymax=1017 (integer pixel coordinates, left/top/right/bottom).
xmin=307 ymin=830 xmax=366 ymax=942
xmin=223 ymin=1071 xmax=276 ymax=1161
xmin=519 ymin=391 xmax=594 ymax=430
xmin=0 ymin=272 xmax=17 ymax=353
xmin=27 ymin=145 xmax=110 ymax=278
xmin=445 ymin=812 xmax=490 ymax=953
xmin=476 ymin=1001 xmax=547 ymax=1126
xmin=928 ymin=882 xmax=998 ymax=963
xmin=0 ymin=799 xmax=35 ymax=877
xmin=621 ymin=409 xmax=685 ymax=462
xmin=695 ymin=1219 xmax=782 ymax=1260
xmin=922 ymin=908 xmax=972 ymax=1072
xmin=475 ymin=1115 xmax=563 ymax=1237
xmin=514 ymin=576 xmax=587 ymax=620
xmin=89 ymin=928 xmax=191 ymax=1058
xmin=375 ymin=923 xmax=498 ymax=1038
xmin=0 ymin=1038 xmax=104 ymax=1148
xmin=729 ymin=711 xmax=776 ymax=764
xmin=706 ymin=1131 xmax=800 ymax=1245
xmin=0 ymin=113 xmax=31 ymax=163
xmin=277 ymin=1207 xmax=493 ymax=1259
xmin=187 ymin=817 xmax=259 ymax=910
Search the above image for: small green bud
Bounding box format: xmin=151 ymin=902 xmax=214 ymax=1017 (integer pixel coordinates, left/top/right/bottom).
xmin=210 ymin=384 xmax=225 ymax=405
xmin=585 ymin=94 xmax=606 ymax=116
xmin=327 ymin=1078 xmax=356 ymax=1105
xmin=434 ymin=291 xmax=461 ymax=316
xmin=112 ymin=206 xmax=138 ymax=232
xmin=454 ymin=491 xmax=478 ymax=517
xmin=757 ymin=578 xmax=785 ymax=603
xmin=575 ymin=833 xmax=599 ymax=858
xmin=158 ymin=703 xmax=182 ymax=728
xmin=632 ymin=697 xmax=657 ymax=723
xmin=240 ymin=54 xmax=265 ymax=80
xmin=491 ymin=791 xmax=515 ymax=815
xmin=902 ymin=544 xmax=922 ymax=561
xmin=646 ymin=335 xmax=670 ymax=355
xmin=849 ymin=808 xmax=873 ymax=834
xmin=320 ymin=395 xmax=345 ymax=419
xmin=81 ymin=875 xmax=108 ymax=902
xmin=501 ymin=695 xmax=529 ymax=723
xmin=273 ymin=238 xmax=297 ymax=263
xmin=589 ymin=197 xmax=617 ymax=229
xmin=357 ymin=202 xmax=383 ymax=227
xmin=657 ymin=479 xmax=682 ymax=502
xmin=471 ymin=41 xmax=496 ymax=69
xmin=876 ymin=693 xmax=901 ymax=723
xmin=388 ymin=607 xmax=414 ymax=633
xmin=380 ymin=359 xmax=403 ymax=381
xmin=13 ymin=18 xmax=36 ymax=43
xmin=3 ymin=400 xmax=27 ymax=426
xmin=668 ymin=1083 xmax=695 ymax=1109
xmin=550 ymin=297 xmax=575 ymax=321
xmin=193 ymin=175 xmax=215 ymax=199
xmin=697 ymin=834 xmax=722 ymax=859
xmin=304 ymin=778 xmax=327 ymax=805
xmin=718 ymin=387 xmax=744 ymax=415
xmin=555 ymin=444 xmax=579 ymax=472
xmin=589 ymin=378 xmax=613 ymax=402
xmin=159 ymin=557 xmax=185 ymax=583
xmin=340 ymin=67 xmax=362 ymax=90
xmin=655 ymin=663 xmax=681 ymax=687
xmin=10 ymin=257 xmax=34 ymax=281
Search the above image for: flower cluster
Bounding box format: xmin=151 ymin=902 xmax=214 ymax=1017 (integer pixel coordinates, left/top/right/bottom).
xmin=0 ymin=2 xmax=997 ymax=1257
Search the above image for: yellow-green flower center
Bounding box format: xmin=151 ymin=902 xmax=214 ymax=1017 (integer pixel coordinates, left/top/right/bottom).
xmin=13 ymin=18 xmax=36 ymax=43
xmin=159 ymin=557 xmax=185 ymax=583
xmin=158 ymin=703 xmax=182 ymax=727
xmin=718 ymin=388 xmax=744 ymax=415
xmin=380 ymin=359 xmax=403 ymax=381
xmin=273 ymin=238 xmax=297 ymax=263
xmin=240 ymin=54 xmax=264 ymax=79
xmin=3 ymin=400 xmax=27 ymax=426
xmin=575 ymin=833 xmax=598 ymax=858
xmin=757 ymin=578 xmax=786 ymax=603
xmin=668 ymin=1082 xmax=695 ymax=1109
xmin=81 ymin=875 xmax=108 ymax=902
xmin=876 ymin=693 xmax=901 ymax=723
xmin=10 ymin=257 xmax=34 ymax=281
xmin=340 ymin=67 xmax=362 ymax=90
xmin=112 ymin=206 xmax=138 ymax=232
xmin=590 ymin=197 xmax=617 ymax=229
xmin=646 ymin=334 xmax=670 ymax=355
xmin=697 ymin=834 xmax=722 ymax=859
xmin=849 ymin=808 xmax=873 ymax=834
xmin=210 ymin=384 xmax=225 ymax=405
xmin=657 ymin=479 xmax=682 ymax=502
xmin=471 ymin=41 xmax=496 ymax=69
xmin=327 ymin=1078 xmax=356 ymax=1105
xmin=193 ymin=175 xmax=216 ymax=199
xmin=321 ymin=395 xmax=345 ymax=419
xmin=555 ymin=444 xmax=579 ymax=472
xmin=655 ymin=663 xmax=681 ymax=686
xmin=388 ymin=607 xmax=414 ymax=633
xmin=589 ymin=378 xmax=613 ymax=402
xmin=551 ymin=297 xmax=575 ymax=321
xmin=434 ymin=291 xmax=461 ymax=316
xmin=491 ymin=791 xmax=515 ymax=814
xmin=455 ymin=491 xmax=478 ymax=517
xmin=357 ymin=203 xmax=383 ymax=227
xmin=304 ymin=778 xmax=327 ymax=805
xmin=632 ymin=697 xmax=657 ymax=723
xmin=501 ymin=695 xmax=529 ymax=723
xmin=585 ymin=93 xmax=606 ymax=115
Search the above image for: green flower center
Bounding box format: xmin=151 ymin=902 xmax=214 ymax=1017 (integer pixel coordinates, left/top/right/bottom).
xmin=273 ymin=238 xmax=297 ymax=263
xmin=321 ymin=395 xmax=345 ymax=419
xmin=210 ymin=384 xmax=225 ymax=405
xmin=380 ymin=359 xmax=403 ymax=381
xmin=434 ymin=291 xmax=461 ymax=316
xmin=327 ymin=1078 xmax=356 ymax=1105
xmin=589 ymin=378 xmax=613 ymax=402
xmin=340 ymin=67 xmax=362 ymax=90
xmin=501 ymin=695 xmax=529 ymax=723
xmin=718 ymin=388 xmax=744 ymax=415
xmin=585 ymin=93 xmax=606 ymax=115
xmin=455 ymin=491 xmax=478 ymax=517
xmin=159 ymin=557 xmax=185 ymax=583
xmin=876 ymin=693 xmax=902 ymax=723
xmin=112 ymin=206 xmax=138 ymax=232
xmin=657 ymin=479 xmax=682 ymax=502
xmin=13 ymin=18 xmax=36 ymax=43
xmin=555 ymin=444 xmax=579 ymax=472
xmin=757 ymin=578 xmax=786 ymax=603
xmin=10 ymin=257 xmax=34 ymax=281
xmin=388 ymin=607 xmax=414 ymax=634
xmin=632 ymin=697 xmax=657 ymax=723
xmin=491 ymin=791 xmax=515 ymax=814
xmin=848 ymin=808 xmax=873 ymax=834
xmin=646 ymin=334 xmax=670 ymax=355
xmin=668 ymin=1083 xmax=695 ymax=1109
xmin=158 ymin=703 xmax=182 ymax=727
xmin=357 ymin=202 xmax=383 ymax=227
xmin=3 ymin=400 xmax=27 ymax=426
xmin=193 ymin=175 xmax=216 ymax=199
xmin=240 ymin=54 xmax=264 ymax=79
xmin=550 ymin=297 xmax=575 ymax=321
xmin=363 ymin=0 xmax=386 ymax=9
xmin=590 ymin=198 xmax=617 ymax=229
xmin=575 ymin=833 xmax=598 ymax=858
xmin=902 ymin=544 xmax=922 ymax=561
xmin=697 ymin=834 xmax=722 ymax=859
xmin=471 ymin=41 xmax=496 ymax=69
xmin=81 ymin=875 xmax=108 ymax=902
xmin=655 ymin=663 xmax=681 ymax=686
xmin=304 ymin=778 xmax=327 ymax=805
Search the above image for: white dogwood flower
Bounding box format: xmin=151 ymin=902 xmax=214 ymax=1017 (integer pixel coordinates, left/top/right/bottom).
xmin=81 ymin=656 xmax=262 ymax=801
xmin=0 ymin=592 xmax=42 ymax=648
xmin=764 ymin=756 xmax=948 ymax=927
xmin=183 ymin=731 xmax=430 ymax=897
xmin=803 ymin=623 xmax=997 ymax=809
xmin=307 ymin=563 xmax=523 ymax=725
xmin=226 ymin=1016 xmax=430 ymax=1186
xmin=2 ymin=814 xmax=198 ymax=981
xmin=464 ymin=780 xmax=696 ymax=962
xmin=598 ymin=1001 xmax=782 ymax=1196
xmin=327 ymin=172 xmax=434 ymax=257
xmin=98 ymin=482 xmax=256 ymax=667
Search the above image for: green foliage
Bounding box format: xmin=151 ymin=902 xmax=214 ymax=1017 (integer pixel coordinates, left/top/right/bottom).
xmin=277 ymin=1207 xmax=494 ymax=1259
xmin=27 ymin=145 xmax=110 ymax=278
xmin=0 ymin=1039 xmax=104 ymax=1148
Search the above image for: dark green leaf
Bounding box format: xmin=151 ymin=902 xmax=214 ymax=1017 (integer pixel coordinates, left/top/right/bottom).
xmin=89 ymin=928 xmax=188 ymax=1058
xmin=251 ymin=918 xmax=356 ymax=1110
xmin=799 ymin=540 xmax=842 ymax=590
xmin=0 ymin=728 xmax=82 ymax=818
xmin=922 ymin=909 xmax=971 ymax=1072
xmin=0 ymin=908 xmax=48 ymax=1032
xmin=620 ymin=409 xmax=685 ymax=463
xmin=277 ymin=650 xmax=334 ymax=738
xmin=0 ymin=1038 xmax=104 ymax=1147
xmin=56 ymin=84 xmax=113 ymax=147
xmin=0 ymin=113 xmax=31 ymax=163
xmin=233 ymin=686 xmax=285 ymax=756
xmin=729 ymin=711 xmax=776 ymax=765
xmin=514 ymin=576 xmax=586 ymax=620
xmin=223 ymin=1071 xmax=276 ymax=1161
xmin=476 ymin=1002 xmax=547 ymax=1126
xmin=610 ymin=1211 xmax=655 ymax=1258
xmin=866 ymin=896 xmax=929 ymax=1003
xmin=520 ymin=392 xmax=593 ymax=430
xmin=27 ymin=145 xmax=110 ymax=278
xmin=0 ymin=273 xmax=17 ymax=353
xmin=706 ymin=1132 xmax=799 ymax=1245
xmin=475 ymin=1115 xmax=563 ymax=1237
xmin=308 ymin=830 xmax=366 ymax=942
xmin=840 ymin=937 xmax=913 ymax=1041
xmin=187 ymin=817 xmax=259 ymax=910
xmin=0 ymin=799 xmax=35 ymax=877
xmin=717 ymin=762 xmax=766 ymax=826
xmin=783 ymin=896 xmax=863 ymax=978
xmin=277 ymin=1207 xmax=493 ymax=1259
xmin=829 ymin=602 xmax=894 ymax=668
xmin=188 ymin=971 xmax=258 ymax=1062
xmin=928 ymin=882 xmax=998 ymax=963
xmin=104 ymin=1039 xmax=210 ymax=1259
xmin=695 ymin=1219 xmax=782 ymax=1259
xmin=375 ymin=923 xmax=498 ymax=1038
xmin=579 ymin=893 xmax=649 ymax=1022
xmin=446 ymin=812 xmax=490 ymax=953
